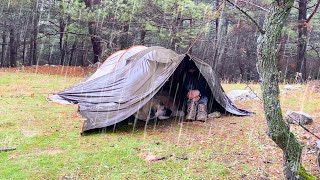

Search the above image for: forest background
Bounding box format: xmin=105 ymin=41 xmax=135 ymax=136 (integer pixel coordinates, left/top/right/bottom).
xmin=1 ymin=0 xmax=319 ymax=82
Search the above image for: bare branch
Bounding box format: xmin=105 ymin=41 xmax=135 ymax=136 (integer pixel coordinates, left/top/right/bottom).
xmin=306 ymin=0 xmax=320 ymax=23
xmin=238 ymin=0 xmax=269 ymax=12
xmin=225 ymin=0 xmax=265 ymax=34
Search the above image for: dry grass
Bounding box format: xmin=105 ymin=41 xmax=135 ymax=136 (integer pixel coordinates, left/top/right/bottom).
xmin=0 ymin=65 xmax=96 ymax=77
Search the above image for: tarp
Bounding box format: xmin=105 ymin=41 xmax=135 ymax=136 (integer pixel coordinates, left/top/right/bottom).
xmin=49 ymin=46 xmax=253 ymax=131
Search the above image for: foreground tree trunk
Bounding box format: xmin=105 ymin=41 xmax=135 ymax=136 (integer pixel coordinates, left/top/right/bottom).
xmin=256 ymin=1 xmax=313 ymax=179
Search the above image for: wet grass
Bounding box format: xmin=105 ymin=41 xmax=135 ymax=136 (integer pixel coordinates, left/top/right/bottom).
xmin=1 ymin=72 xmax=320 ymax=179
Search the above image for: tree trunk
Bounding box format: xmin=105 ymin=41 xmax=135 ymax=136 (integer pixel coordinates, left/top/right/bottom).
xmin=212 ymin=1 xmax=227 ymax=72
xmin=31 ymin=7 xmax=40 ymax=66
xmin=277 ymin=34 xmax=288 ymax=68
xmin=256 ymin=0 xmax=313 ymax=179
xmin=22 ymin=32 xmax=27 ymax=65
xmin=32 ymin=30 xmax=38 ymax=65
xmin=9 ymin=26 xmax=17 ymax=67
xmin=88 ymin=21 xmax=101 ymax=63
xmin=140 ymin=28 xmax=146 ymax=45
xmin=277 ymin=34 xmax=289 ymax=81
xmin=297 ymin=0 xmax=307 ymax=80
xmin=119 ymin=24 xmax=130 ymax=49
xmin=29 ymin=35 xmax=34 ymax=66
xmin=59 ymin=18 xmax=66 ymax=65
xmin=61 ymin=31 xmax=69 ymax=66
xmin=188 ymin=18 xmax=193 ymax=54
xmin=1 ymin=30 xmax=7 ymax=67
xmin=170 ymin=3 xmax=182 ymax=51
xmin=215 ymin=19 xmax=229 ymax=74
xmin=79 ymin=40 xmax=86 ymax=66
xmin=84 ymin=0 xmax=102 ymax=64
xmin=215 ymin=0 xmax=220 ymax=38
xmin=69 ymin=39 xmax=77 ymax=66
xmin=80 ymin=40 xmax=89 ymax=66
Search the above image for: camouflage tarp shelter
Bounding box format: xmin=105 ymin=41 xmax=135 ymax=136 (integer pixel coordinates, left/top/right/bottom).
xmin=49 ymin=45 xmax=253 ymax=132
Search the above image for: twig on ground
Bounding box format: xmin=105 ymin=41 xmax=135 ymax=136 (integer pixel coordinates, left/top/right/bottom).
xmin=245 ymin=83 xmax=262 ymax=101
xmin=287 ymin=115 xmax=320 ymax=140
xmin=174 ymin=155 xmax=188 ymax=160
xmin=151 ymin=154 xmax=173 ymax=162
xmin=0 ymin=147 xmax=16 ymax=153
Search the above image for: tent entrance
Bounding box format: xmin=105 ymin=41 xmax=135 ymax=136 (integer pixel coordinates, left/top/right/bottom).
xmin=157 ymin=55 xmax=226 ymax=115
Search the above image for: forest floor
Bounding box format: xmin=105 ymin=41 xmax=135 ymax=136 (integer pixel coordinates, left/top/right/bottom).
xmin=1 ymin=66 xmax=320 ymax=179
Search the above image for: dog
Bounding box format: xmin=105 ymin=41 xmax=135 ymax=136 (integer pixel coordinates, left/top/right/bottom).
xmin=133 ymin=92 xmax=184 ymax=121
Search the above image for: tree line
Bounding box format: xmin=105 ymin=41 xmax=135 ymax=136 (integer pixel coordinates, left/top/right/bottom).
xmin=0 ymin=0 xmax=319 ymax=82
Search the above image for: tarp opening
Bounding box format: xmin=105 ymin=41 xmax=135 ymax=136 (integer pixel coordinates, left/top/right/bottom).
xmin=159 ymin=55 xmax=226 ymax=114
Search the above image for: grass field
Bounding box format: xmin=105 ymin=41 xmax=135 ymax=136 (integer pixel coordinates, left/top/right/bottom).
xmin=1 ymin=71 xmax=320 ymax=179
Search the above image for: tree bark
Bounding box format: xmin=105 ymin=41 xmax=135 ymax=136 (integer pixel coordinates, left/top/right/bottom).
xmin=297 ymin=0 xmax=307 ymax=80
xmin=256 ymin=0 xmax=313 ymax=179
xmin=9 ymin=26 xmax=17 ymax=67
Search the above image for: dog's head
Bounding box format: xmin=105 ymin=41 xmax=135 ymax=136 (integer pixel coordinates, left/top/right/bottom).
xmin=154 ymin=102 xmax=172 ymax=119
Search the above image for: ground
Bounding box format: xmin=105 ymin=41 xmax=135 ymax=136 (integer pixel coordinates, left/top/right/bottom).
xmin=1 ymin=67 xmax=320 ymax=179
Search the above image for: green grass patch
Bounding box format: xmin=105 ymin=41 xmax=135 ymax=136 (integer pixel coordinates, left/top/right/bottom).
xmin=1 ymin=72 xmax=243 ymax=179
xmin=2 ymin=72 xmax=319 ymax=179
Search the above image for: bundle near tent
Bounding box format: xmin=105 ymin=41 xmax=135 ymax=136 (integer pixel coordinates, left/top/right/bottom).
xmin=49 ymin=45 xmax=253 ymax=132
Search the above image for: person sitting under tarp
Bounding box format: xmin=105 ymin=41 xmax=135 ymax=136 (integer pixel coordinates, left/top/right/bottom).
xmin=183 ymin=63 xmax=208 ymax=122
